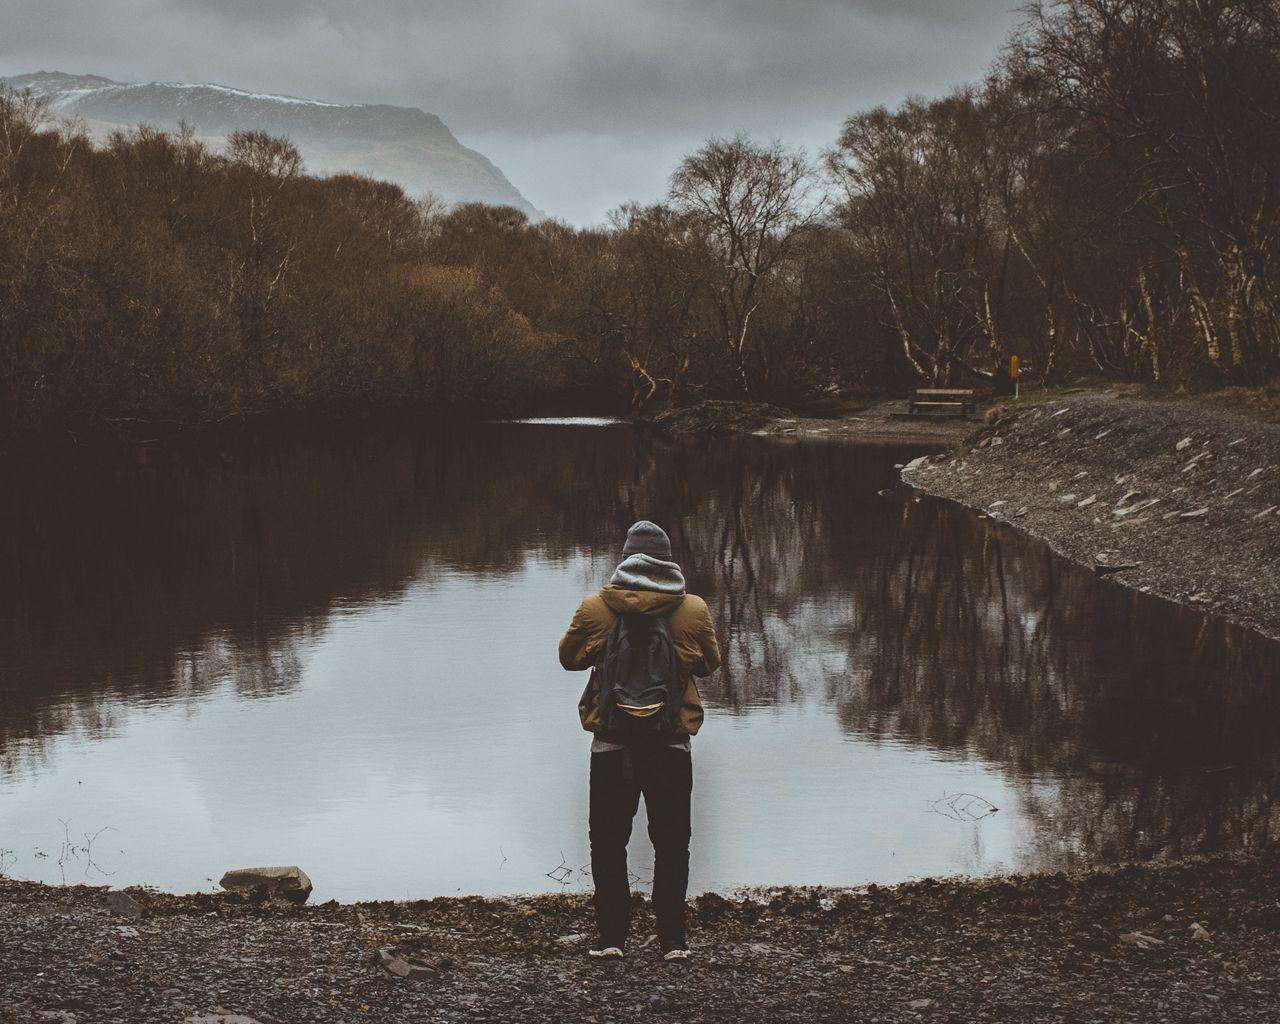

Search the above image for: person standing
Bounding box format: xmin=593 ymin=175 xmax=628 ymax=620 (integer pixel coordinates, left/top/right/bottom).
xmin=558 ymin=521 xmax=721 ymax=961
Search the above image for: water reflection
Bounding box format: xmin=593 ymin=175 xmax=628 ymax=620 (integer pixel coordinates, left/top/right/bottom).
xmin=845 ymin=498 xmax=1280 ymax=865
xmin=1 ymin=424 xmax=1277 ymax=897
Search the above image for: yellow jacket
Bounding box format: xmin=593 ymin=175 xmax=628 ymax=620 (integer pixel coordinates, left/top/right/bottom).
xmin=559 ymin=584 xmax=721 ymax=736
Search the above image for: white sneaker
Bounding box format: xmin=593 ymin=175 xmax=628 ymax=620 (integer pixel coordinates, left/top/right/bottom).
xmin=662 ymin=948 xmax=691 ymax=962
xmin=588 ymin=946 xmax=624 ymax=959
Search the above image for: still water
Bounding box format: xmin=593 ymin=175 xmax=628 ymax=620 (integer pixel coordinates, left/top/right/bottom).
xmin=2 ymin=423 xmax=1278 ymax=901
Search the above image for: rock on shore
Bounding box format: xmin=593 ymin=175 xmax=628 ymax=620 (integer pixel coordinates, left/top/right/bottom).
xmin=903 ymin=390 xmax=1280 ymax=640
xmin=219 ymin=866 xmax=313 ymax=904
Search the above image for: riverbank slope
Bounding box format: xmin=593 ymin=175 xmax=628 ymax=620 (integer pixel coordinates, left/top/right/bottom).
xmin=3 ymin=853 xmax=1279 ymax=1023
xmin=902 ymin=389 xmax=1280 ymax=641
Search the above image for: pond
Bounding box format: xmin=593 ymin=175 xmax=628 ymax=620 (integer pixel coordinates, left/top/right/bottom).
xmin=2 ymin=422 xmax=1278 ymax=902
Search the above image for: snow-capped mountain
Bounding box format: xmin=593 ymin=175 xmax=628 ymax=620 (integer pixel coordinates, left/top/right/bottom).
xmin=4 ymin=71 xmax=539 ymax=217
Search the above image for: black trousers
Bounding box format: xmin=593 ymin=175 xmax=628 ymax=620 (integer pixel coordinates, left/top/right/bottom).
xmin=588 ymin=745 xmax=692 ymax=950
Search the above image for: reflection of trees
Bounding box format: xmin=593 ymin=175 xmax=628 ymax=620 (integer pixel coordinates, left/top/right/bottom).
xmin=840 ymin=497 xmax=1280 ymax=868
xmin=3 ymin=426 xmax=1279 ymax=870
xmin=573 ymin=434 xmax=959 ymax=718
xmin=657 ymin=439 xmax=926 ymax=709
xmin=0 ymin=424 xmax=666 ymax=763
xmin=0 ymin=430 xmax=921 ymax=760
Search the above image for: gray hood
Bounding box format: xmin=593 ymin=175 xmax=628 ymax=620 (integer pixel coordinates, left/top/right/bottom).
xmin=608 ymin=553 xmax=686 ymax=595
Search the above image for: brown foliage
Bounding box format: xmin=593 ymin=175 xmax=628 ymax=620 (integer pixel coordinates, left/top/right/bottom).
xmin=0 ymin=96 xmax=554 ymax=441
xmin=7 ymin=1 xmax=1280 ymax=445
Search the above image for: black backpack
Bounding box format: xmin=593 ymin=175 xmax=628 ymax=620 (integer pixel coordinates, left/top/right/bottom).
xmin=597 ymin=612 xmax=684 ymax=742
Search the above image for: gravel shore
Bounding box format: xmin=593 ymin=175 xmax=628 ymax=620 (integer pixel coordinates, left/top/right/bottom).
xmin=4 ymin=853 xmax=1280 ymax=1023
xmin=902 ymin=389 xmax=1280 ymax=641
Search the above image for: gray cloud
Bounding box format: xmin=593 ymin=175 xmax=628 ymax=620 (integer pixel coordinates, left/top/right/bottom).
xmin=1 ymin=0 xmax=1021 ymax=223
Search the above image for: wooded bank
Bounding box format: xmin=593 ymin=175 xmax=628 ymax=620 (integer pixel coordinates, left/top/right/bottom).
xmin=4 ymin=1 xmax=1279 ymax=445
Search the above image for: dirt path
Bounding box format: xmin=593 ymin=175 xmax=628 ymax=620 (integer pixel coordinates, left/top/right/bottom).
xmin=645 ymin=398 xmax=974 ymax=445
xmin=3 ymin=854 xmax=1279 ymax=1023
xmin=900 ymin=389 xmax=1280 ymax=641
xmin=755 ymin=398 xmax=975 ymax=445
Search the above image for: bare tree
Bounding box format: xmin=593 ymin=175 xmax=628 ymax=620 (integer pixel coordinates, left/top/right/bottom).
xmin=670 ymin=134 xmax=819 ymax=397
xmin=1013 ymin=0 xmax=1280 ymax=381
xmin=828 ymin=93 xmax=1010 ymax=385
xmin=598 ymin=202 xmax=707 ymax=410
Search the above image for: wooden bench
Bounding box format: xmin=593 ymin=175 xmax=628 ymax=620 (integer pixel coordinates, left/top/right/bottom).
xmin=907 ymin=388 xmax=977 ymax=416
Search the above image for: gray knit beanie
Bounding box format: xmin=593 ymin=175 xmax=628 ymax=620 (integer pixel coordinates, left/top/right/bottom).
xmin=622 ymin=520 xmax=672 ymax=560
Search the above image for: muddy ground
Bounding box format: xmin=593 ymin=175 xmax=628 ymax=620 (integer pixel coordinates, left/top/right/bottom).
xmin=3 ymin=853 xmax=1279 ymax=1023
xmin=646 ymin=397 xmax=974 ymax=445
xmin=900 ymin=388 xmax=1280 ymax=641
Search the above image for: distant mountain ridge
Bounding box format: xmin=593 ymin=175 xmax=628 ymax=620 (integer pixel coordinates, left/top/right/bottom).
xmin=3 ymin=71 xmax=539 ymax=217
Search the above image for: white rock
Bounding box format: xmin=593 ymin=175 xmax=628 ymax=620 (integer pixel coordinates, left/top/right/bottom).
xmin=374 ymin=947 xmax=439 ymax=980
xmin=1114 ymin=498 xmax=1160 ymax=517
xmin=1176 ymin=437 xmax=1193 ymax=451
xmin=184 ymin=1016 xmax=263 ymax=1024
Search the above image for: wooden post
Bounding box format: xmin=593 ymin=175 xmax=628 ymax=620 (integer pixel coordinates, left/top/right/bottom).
xmin=1010 ymin=355 xmax=1020 ymax=400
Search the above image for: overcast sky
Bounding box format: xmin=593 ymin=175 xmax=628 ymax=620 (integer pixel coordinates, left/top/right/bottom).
xmin=1 ymin=0 xmax=1023 ymax=225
